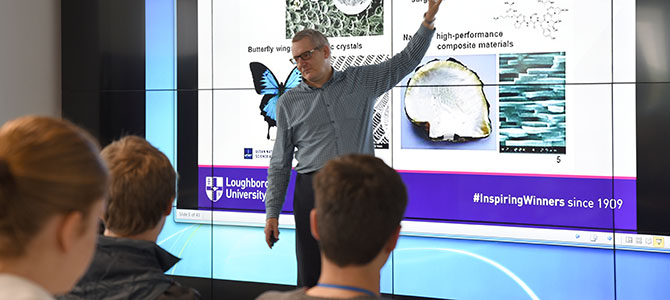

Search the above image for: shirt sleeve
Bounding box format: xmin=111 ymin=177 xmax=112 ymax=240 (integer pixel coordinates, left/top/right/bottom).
xmin=265 ymin=96 xmax=294 ymax=219
xmin=352 ymin=24 xmax=435 ymax=98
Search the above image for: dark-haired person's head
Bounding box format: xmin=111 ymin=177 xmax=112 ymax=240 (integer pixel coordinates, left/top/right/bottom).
xmin=100 ymin=135 xmax=175 ymax=241
xmin=311 ymin=154 xmax=408 ymax=268
xmin=0 ymin=116 xmax=108 ymax=295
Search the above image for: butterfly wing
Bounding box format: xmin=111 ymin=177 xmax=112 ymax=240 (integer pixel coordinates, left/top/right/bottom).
xmin=259 ymin=94 xmax=277 ymax=127
xmin=262 ymin=95 xmax=279 ymax=122
xmin=250 ymin=62 xmax=280 ymax=95
xmin=250 ymin=63 xmax=302 ymax=139
xmin=265 ymin=67 xmax=301 ymax=123
xmin=283 ymin=67 xmax=302 ymax=91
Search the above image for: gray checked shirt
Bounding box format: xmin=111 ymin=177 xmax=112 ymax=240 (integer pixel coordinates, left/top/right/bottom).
xmin=265 ymin=24 xmax=435 ymax=219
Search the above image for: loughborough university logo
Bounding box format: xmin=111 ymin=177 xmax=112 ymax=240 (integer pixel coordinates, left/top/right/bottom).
xmin=205 ymin=176 xmax=224 ymax=202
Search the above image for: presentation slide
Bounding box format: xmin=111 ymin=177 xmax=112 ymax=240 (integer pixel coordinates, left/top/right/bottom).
xmin=188 ymin=0 xmax=636 ymax=235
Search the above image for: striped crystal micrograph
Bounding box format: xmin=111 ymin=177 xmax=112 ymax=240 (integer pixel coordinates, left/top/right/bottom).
xmin=498 ymin=52 xmax=566 ymax=154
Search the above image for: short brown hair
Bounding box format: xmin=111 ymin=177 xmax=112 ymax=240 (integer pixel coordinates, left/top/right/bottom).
xmin=0 ymin=116 xmax=108 ymax=258
xmin=292 ymin=29 xmax=330 ymax=49
xmin=313 ymin=154 xmax=407 ymax=267
xmin=101 ymin=135 xmax=176 ymax=236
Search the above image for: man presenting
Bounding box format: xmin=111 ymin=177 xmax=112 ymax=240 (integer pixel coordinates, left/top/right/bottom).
xmin=265 ymin=0 xmax=443 ymax=287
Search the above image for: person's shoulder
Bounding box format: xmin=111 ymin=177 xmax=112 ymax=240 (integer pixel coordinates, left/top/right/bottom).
xmin=256 ymin=288 xmax=389 ymax=300
xmin=0 ymin=274 xmax=54 ymax=300
xmin=277 ymin=87 xmax=304 ymax=108
xmin=256 ymin=288 xmax=307 ymax=300
xmin=156 ymin=281 xmax=203 ymax=300
xmin=282 ymin=82 xmax=309 ymax=98
xmin=335 ymin=66 xmax=359 ymax=76
xmin=279 ymin=89 xmax=296 ymax=101
xmin=338 ymin=64 xmax=372 ymax=82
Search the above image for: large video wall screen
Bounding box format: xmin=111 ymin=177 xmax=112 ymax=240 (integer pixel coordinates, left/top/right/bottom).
xmin=189 ymin=0 xmax=636 ymax=234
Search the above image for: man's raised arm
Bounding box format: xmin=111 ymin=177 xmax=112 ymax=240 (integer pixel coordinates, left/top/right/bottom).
xmin=353 ymin=0 xmax=442 ymax=98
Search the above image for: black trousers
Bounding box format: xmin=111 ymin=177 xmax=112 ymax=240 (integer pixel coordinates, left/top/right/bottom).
xmin=293 ymin=172 xmax=321 ymax=287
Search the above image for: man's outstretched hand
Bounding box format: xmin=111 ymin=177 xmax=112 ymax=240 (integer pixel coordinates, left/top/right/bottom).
xmin=423 ymin=0 xmax=443 ymax=29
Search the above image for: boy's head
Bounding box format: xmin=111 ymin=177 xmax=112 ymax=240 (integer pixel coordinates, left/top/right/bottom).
xmin=100 ymin=135 xmax=176 ymax=238
xmin=311 ymin=154 xmax=408 ymax=267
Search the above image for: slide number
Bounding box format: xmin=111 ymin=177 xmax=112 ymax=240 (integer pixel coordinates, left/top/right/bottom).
xmin=556 ymin=156 xmax=562 ymax=163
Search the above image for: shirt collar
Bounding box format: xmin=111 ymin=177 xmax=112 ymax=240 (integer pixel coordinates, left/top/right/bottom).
xmin=300 ymin=67 xmax=342 ymax=90
xmin=98 ymin=235 xmax=180 ymax=272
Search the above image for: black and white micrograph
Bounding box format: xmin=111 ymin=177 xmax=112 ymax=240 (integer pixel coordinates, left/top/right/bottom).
xmin=286 ymin=0 xmax=384 ymax=38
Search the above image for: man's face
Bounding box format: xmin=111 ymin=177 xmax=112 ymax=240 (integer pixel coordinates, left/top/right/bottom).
xmin=292 ymin=38 xmax=330 ymax=85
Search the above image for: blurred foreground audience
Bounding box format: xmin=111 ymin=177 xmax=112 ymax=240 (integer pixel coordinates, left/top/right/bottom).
xmin=0 ymin=116 xmax=108 ymax=300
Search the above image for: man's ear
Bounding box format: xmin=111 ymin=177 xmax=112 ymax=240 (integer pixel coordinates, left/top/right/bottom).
xmin=384 ymin=225 xmax=401 ymax=254
xmin=164 ymin=196 xmax=175 ymax=216
xmin=310 ymin=209 xmax=320 ymax=241
xmin=323 ymin=45 xmax=331 ymax=59
xmin=57 ymin=211 xmax=85 ymax=253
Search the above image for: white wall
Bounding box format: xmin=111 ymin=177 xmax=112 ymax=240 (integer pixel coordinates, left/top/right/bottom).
xmin=0 ymin=0 xmax=61 ymax=125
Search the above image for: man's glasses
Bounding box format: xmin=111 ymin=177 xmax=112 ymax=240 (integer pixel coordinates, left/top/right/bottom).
xmin=290 ymin=47 xmax=321 ymax=65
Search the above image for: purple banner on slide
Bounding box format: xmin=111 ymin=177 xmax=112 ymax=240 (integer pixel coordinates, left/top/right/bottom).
xmin=198 ymin=166 xmax=636 ymax=230
xmin=400 ymin=172 xmax=636 ymax=230
xmin=198 ymin=166 xmax=296 ymax=213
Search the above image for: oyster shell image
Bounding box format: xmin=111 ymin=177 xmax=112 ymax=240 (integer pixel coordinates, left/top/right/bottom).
xmin=333 ymin=0 xmax=372 ymax=15
xmin=404 ymin=58 xmax=492 ymax=142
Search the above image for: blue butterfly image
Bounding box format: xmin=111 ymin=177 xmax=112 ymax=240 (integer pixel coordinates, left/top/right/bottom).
xmin=249 ymin=62 xmax=302 ymax=139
